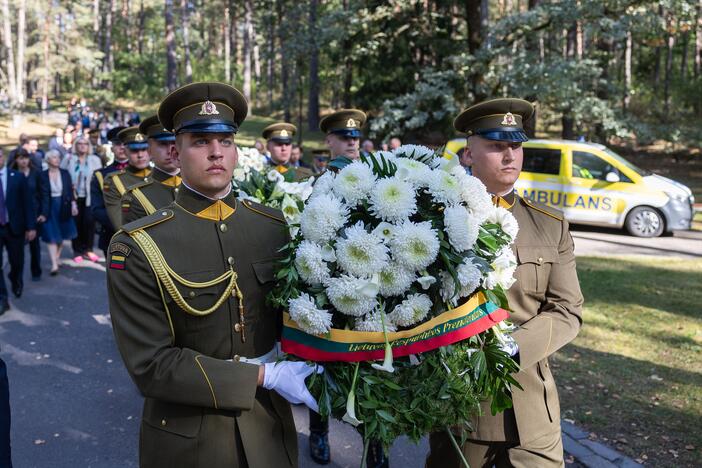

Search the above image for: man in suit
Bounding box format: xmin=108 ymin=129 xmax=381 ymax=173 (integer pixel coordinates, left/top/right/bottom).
xmin=107 ymin=82 xmax=319 ymax=468
xmin=0 ymin=148 xmax=36 ymax=308
xmin=426 ymin=99 xmax=584 ymax=468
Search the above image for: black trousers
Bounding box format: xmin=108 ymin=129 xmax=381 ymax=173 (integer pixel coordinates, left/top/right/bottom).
xmin=0 ymin=357 xmax=12 ymax=468
xmin=0 ymin=225 xmax=24 ymax=302
xmin=309 ymin=409 xmax=329 ymax=433
xmin=29 ymin=236 xmax=41 ymax=278
xmin=71 ymin=197 xmax=95 ymax=256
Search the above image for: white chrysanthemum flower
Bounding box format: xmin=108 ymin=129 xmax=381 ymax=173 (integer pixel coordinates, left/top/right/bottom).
xmin=354 ymin=311 xmax=396 ymax=333
xmin=299 ymin=195 xmax=349 ymax=244
xmin=393 ymin=144 xmax=436 ymax=163
xmin=456 ymin=258 xmax=482 ymax=297
xmin=295 ymin=241 xmax=330 ymax=284
xmin=484 ymin=248 xmax=517 ymax=290
xmin=388 ymin=293 xmax=432 ymax=327
xmin=427 ymin=169 xmax=462 ymax=205
xmin=487 ymin=205 xmax=519 ymax=240
xmin=394 ymin=158 xmax=433 ymax=188
xmin=452 ymin=169 xmax=494 ymax=223
xmin=335 ymin=222 xmax=389 ymax=277
xmin=309 ymin=171 xmax=335 ymax=200
xmin=443 ymin=205 xmax=480 ymax=252
xmin=368 ymin=177 xmax=417 ymax=222
xmin=289 ymin=293 xmax=333 ymax=335
xmin=325 ymin=274 xmax=378 ymax=316
xmin=378 ymin=262 xmax=416 ymax=297
xmin=333 ymin=160 xmax=376 ymax=205
xmin=371 ymin=221 xmax=396 ymax=242
xmin=390 ymin=221 xmax=440 ymax=272
xmin=374 ymin=150 xmax=398 ymax=165
xmin=267 ymin=169 xmax=285 ymax=183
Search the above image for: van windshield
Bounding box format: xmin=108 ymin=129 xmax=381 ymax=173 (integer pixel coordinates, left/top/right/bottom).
xmin=602 ymin=148 xmax=651 ymax=176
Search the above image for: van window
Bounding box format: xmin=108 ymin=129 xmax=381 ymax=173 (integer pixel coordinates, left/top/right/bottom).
xmin=572 ymin=151 xmax=632 ymax=182
xmin=522 ymin=148 xmax=561 ymax=175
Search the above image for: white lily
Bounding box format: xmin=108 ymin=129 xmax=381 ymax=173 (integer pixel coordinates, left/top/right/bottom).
xmin=267 ymin=169 xmax=284 ymax=183
xmin=321 ymin=244 xmax=337 ymax=263
xmin=342 ymin=363 xmax=363 ymax=427
xmin=417 ymin=274 xmax=436 ymax=290
xmin=371 ymin=312 xmax=395 ymax=373
xmin=372 ymin=222 xmax=396 ymax=242
xmin=356 ymin=275 xmax=380 ymax=298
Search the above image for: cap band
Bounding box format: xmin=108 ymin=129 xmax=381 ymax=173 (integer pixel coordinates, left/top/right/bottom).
xmin=330 ymin=128 xmax=362 ymax=138
xmin=150 ymin=132 xmax=176 ymax=142
xmin=475 ymin=129 xmax=528 ymax=143
xmin=270 ymin=137 xmax=293 ymax=144
xmin=126 ymin=142 xmax=149 ymax=150
xmin=176 ymin=119 xmax=238 ymax=135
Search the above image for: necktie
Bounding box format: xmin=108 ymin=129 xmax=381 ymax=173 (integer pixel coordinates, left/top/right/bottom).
xmin=0 ymin=174 xmax=8 ymax=225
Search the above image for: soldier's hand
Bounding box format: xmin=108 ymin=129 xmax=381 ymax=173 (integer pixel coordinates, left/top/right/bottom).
xmin=262 ymin=361 xmax=324 ymax=412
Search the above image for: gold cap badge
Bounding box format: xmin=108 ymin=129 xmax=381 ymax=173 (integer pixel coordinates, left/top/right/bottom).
xmin=501 ymin=112 xmax=517 ymax=126
xmin=135 ymin=133 xmax=145 ymax=141
xmin=199 ymin=100 xmax=220 ymax=116
xmin=346 ymin=118 xmax=357 ymax=128
xmin=280 ymin=129 xmax=289 ymax=137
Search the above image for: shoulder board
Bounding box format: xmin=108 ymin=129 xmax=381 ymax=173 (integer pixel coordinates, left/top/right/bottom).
xmin=125 ymin=178 xmax=153 ymax=193
xmin=104 ymin=169 xmax=126 ymax=180
xmin=241 ymin=199 xmax=286 ymax=224
xmin=123 ymin=209 xmax=175 ymax=234
xmin=520 ymin=196 xmax=564 ymax=222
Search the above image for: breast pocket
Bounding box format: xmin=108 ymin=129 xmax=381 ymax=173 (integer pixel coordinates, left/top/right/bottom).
xmin=515 ymin=246 xmax=559 ymax=295
xmin=170 ymin=270 xmax=228 ymax=332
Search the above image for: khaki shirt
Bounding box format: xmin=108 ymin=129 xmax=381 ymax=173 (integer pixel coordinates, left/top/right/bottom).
xmin=107 ymin=185 xmax=297 ymax=468
xmin=471 ymin=193 xmax=584 ymax=444
xmin=121 ymin=168 xmax=181 ymax=225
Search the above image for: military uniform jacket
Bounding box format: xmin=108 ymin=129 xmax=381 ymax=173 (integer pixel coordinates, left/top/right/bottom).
xmin=121 ymin=168 xmax=181 ymax=225
xmin=103 ymin=165 xmax=151 ymax=231
xmin=107 ymin=186 xmax=297 ymax=468
xmin=471 ymin=194 xmax=583 ymax=445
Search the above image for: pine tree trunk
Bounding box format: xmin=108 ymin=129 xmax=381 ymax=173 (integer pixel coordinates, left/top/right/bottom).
xmin=695 ymin=0 xmax=702 ymax=115
xmin=102 ymin=0 xmax=114 ymax=89
xmin=307 ymin=0 xmax=320 ymax=131
xmin=465 ymin=0 xmax=486 ymax=100
xmin=277 ymin=0 xmax=290 ymax=121
xmin=138 ymin=0 xmax=145 ymax=55
xmin=267 ymin=4 xmax=274 ymax=114
xmin=16 ymin=0 xmax=26 ymax=106
xmin=181 ymin=0 xmax=192 ymax=84
xmin=165 ymin=0 xmax=178 ymax=91
xmin=41 ymin=9 xmax=50 ymax=114
xmin=623 ymin=29 xmax=632 ymax=113
xmin=225 ymin=7 xmax=231 ymax=82
xmin=680 ymin=30 xmax=688 ymax=79
xmin=664 ymin=18 xmax=675 ymax=115
xmin=0 ymin=0 xmax=17 ymax=108
xmin=342 ymin=0 xmax=352 ymax=108
xmin=242 ymin=0 xmax=253 ymax=102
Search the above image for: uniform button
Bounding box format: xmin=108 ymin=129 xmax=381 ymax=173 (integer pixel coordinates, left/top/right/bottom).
xmin=537 ymin=257 xmax=543 ymax=264
xmin=233 ymin=355 xmax=240 ymax=362
xmin=220 ymin=223 xmax=228 ymax=232
xmin=174 ymin=187 xmax=179 ymax=193
xmin=234 ymin=323 xmax=242 ymax=333
xmin=189 ymin=291 xmax=196 ymax=298
xmin=161 ymin=211 xmax=168 ymax=216
xmin=161 ymin=419 xmax=167 ymax=426
xmin=227 ymin=256 xmax=234 ymax=265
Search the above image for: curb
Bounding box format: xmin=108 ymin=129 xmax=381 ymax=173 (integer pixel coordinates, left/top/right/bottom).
xmin=562 ymin=421 xmax=643 ymax=468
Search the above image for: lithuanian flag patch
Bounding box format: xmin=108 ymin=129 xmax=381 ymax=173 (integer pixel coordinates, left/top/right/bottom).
xmin=110 ymin=255 xmax=126 ymax=270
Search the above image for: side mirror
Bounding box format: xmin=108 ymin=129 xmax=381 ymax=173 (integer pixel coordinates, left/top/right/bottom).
xmin=605 ymin=171 xmax=620 ymax=183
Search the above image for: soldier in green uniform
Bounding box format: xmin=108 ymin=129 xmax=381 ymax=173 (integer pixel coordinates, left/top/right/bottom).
xmin=121 ymin=115 xmax=181 ymax=224
xmin=107 ymin=82 xmax=320 ymax=468
xmin=262 ymin=122 xmax=314 ymax=181
xmin=426 ymin=99 xmax=584 ymax=468
xmin=102 ymin=127 xmax=151 ymax=230
xmin=319 ymin=109 xmax=366 ymax=172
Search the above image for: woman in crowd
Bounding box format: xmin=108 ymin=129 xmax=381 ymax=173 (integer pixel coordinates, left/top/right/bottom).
xmin=10 ymin=149 xmax=43 ymax=280
xmin=39 ymin=150 xmax=77 ymax=275
xmin=60 ymin=136 xmax=101 ymax=263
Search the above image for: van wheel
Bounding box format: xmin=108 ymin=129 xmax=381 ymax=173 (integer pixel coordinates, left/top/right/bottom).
xmin=625 ymin=206 xmax=664 ymax=237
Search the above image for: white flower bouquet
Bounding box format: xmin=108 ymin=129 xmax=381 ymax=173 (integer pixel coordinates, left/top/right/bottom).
xmin=269 ymin=145 xmax=521 ymax=463
xmin=232 ymin=147 xmax=315 ymax=229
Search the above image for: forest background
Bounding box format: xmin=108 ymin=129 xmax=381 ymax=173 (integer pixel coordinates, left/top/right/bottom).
xmin=0 ymin=0 xmax=701 ymax=150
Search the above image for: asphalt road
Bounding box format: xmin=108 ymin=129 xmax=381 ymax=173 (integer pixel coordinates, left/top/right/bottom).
xmin=4 ymin=224 xmax=695 ymax=466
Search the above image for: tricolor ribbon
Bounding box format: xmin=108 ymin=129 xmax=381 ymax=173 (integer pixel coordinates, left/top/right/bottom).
xmin=282 ymin=292 xmax=509 ymax=362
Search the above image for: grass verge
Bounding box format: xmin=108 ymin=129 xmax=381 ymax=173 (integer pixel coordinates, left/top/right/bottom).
xmin=552 ymin=256 xmax=702 ymax=467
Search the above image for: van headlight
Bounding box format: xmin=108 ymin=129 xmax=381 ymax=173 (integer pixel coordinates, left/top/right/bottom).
xmin=665 ymin=191 xmax=688 ymax=203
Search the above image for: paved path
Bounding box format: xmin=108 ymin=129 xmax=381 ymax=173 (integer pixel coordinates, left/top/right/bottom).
xmin=0 ymin=245 xmax=640 ymax=467
xmin=572 ymin=226 xmax=702 ymax=259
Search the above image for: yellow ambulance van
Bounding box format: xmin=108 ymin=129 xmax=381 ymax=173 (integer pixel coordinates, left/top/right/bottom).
xmin=444 ymin=138 xmax=695 ymax=237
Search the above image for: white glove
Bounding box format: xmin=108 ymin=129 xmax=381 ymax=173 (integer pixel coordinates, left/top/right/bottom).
xmin=498 ymin=333 xmax=519 ymax=357
xmin=263 ymin=361 xmax=324 ymax=412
